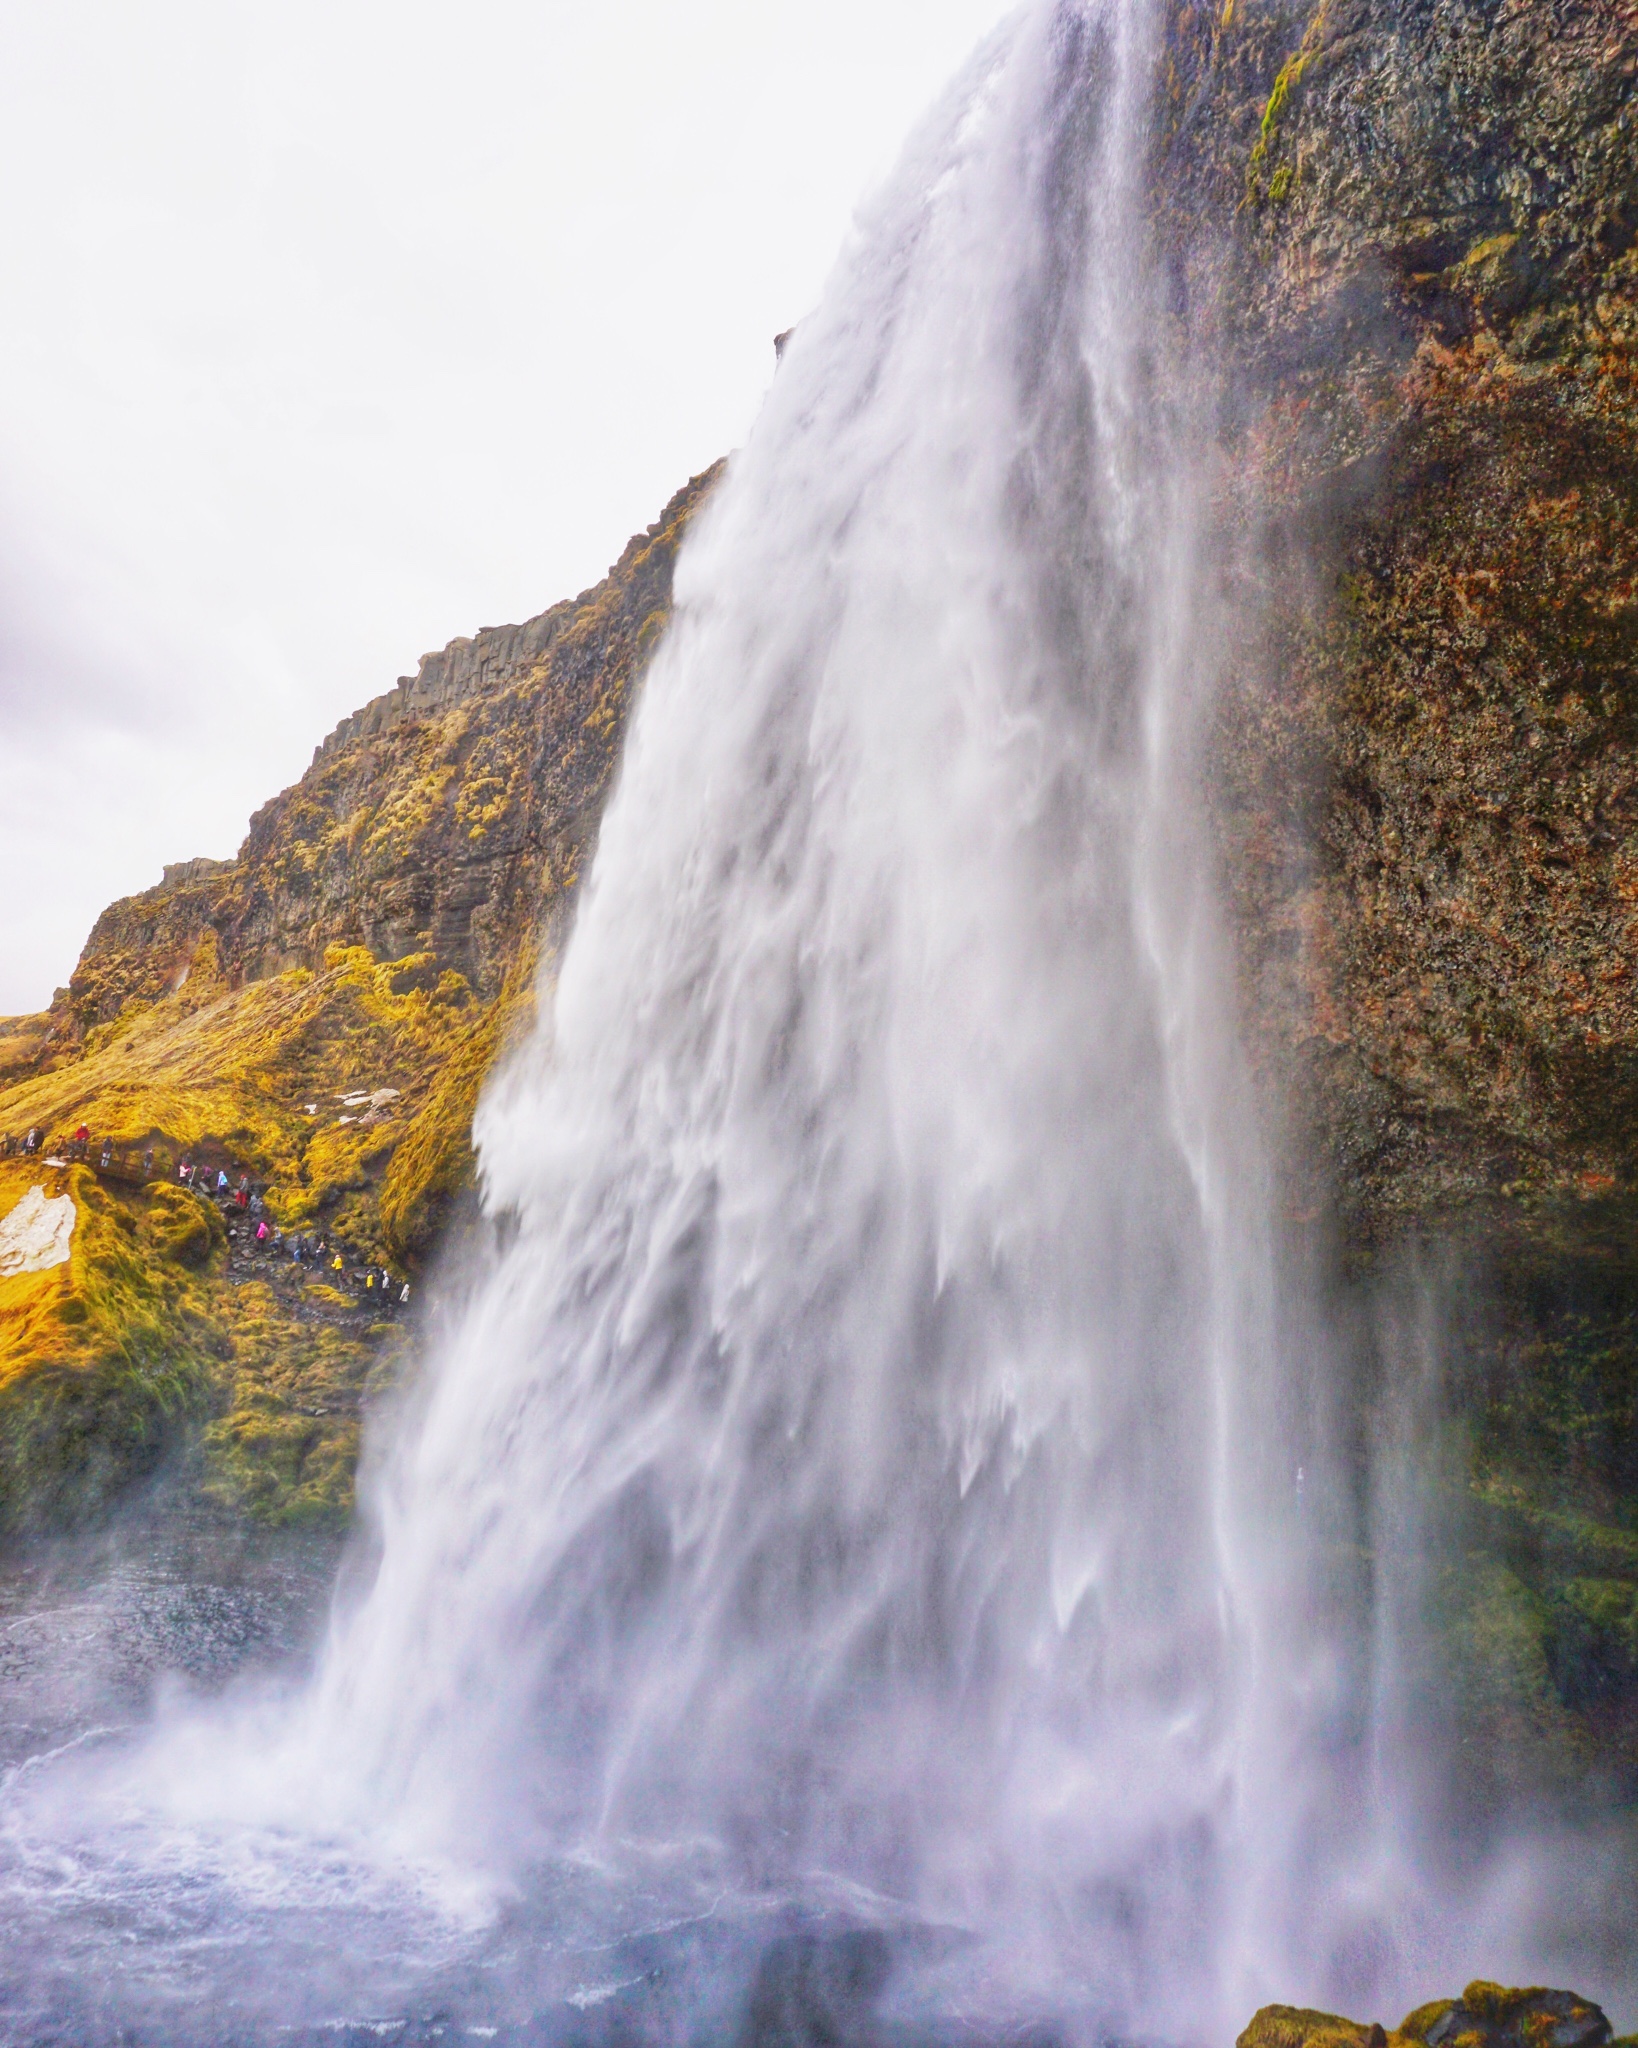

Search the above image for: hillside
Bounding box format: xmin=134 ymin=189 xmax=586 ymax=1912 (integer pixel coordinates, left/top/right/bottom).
xmin=0 ymin=466 xmax=719 ymax=1531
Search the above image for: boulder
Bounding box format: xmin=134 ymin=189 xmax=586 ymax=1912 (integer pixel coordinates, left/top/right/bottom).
xmin=1240 ymin=1984 xmax=1622 ymax=2048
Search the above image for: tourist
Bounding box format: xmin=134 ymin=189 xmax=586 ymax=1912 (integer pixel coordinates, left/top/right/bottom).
xmin=399 ymin=1280 xmax=411 ymax=1307
xmin=255 ymin=1219 xmax=269 ymax=1245
xmin=73 ymin=1123 xmax=89 ymax=1160
xmin=142 ymin=1146 xmax=155 ymax=1179
xmin=99 ymin=1139 xmax=113 ymax=1170
xmin=24 ymin=1128 xmax=39 ymax=1156
xmin=236 ymin=1173 xmax=250 ymax=1209
xmin=179 ymin=1156 xmax=192 ymax=1184
xmin=217 ymin=1168 xmax=229 ymax=1195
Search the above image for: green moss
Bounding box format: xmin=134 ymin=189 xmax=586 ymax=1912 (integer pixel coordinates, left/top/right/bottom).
xmin=1430 ymin=1553 xmax=1599 ymax=1792
xmin=302 ymin=1282 xmax=353 ymax=1308
xmin=1398 ymin=2004 xmax=1456 ymax=2043
xmin=197 ymin=1282 xmax=379 ymax=1526
xmin=1237 ymin=2007 xmax=1381 ymax=2048
xmin=1246 ymin=5 xmax=1325 ymax=202
xmin=0 ymin=1166 xmax=216 ymax=1530
xmin=377 ymin=1003 xmax=503 ymax=1263
xmin=142 ymin=1183 xmax=224 ymax=1267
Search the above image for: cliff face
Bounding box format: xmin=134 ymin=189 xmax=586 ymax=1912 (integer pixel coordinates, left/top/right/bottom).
xmin=1164 ymin=0 xmax=1638 ymax=1232
xmin=0 ymin=469 xmax=718 ymax=1531
xmin=1159 ymin=0 xmax=1638 ymax=1799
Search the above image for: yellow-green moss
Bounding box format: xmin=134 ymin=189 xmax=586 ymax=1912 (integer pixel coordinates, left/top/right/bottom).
xmin=0 ymin=1163 xmax=218 ymax=1528
xmin=1246 ymin=5 xmax=1326 ymax=203
xmin=1398 ymin=2005 xmax=1456 ymax=2044
xmin=0 ymin=944 xmax=492 ymax=1527
xmin=1237 ymin=2006 xmax=1385 ymax=2048
xmin=141 ymin=1183 xmax=224 ymax=1267
xmin=197 ymin=1280 xmax=386 ymax=1526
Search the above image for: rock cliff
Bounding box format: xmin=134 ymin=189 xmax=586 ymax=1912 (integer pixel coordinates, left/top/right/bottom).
xmin=1156 ymin=0 xmax=1638 ymax=1803
xmin=0 ymin=467 xmax=718 ymax=1531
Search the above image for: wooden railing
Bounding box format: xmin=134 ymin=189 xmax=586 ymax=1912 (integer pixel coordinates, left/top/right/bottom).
xmin=1 ymin=1134 xmax=253 ymax=1194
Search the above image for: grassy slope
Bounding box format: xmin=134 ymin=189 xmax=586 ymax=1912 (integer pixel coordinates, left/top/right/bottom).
xmin=0 ymin=470 xmax=719 ymax=1533
xmin=0 ymin=946 xmax=481 ymax=1529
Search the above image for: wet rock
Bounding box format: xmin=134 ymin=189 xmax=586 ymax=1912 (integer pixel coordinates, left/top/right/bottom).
xmin=1239 ymin=1984 xmax=1619 ymax=2048
xmin=1417 ymin=1983 xmax=1613 ymax=2048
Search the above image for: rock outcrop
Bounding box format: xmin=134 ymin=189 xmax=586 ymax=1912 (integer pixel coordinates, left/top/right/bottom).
xmin=1239 ymin=1983 xmax=1630 ymax=2048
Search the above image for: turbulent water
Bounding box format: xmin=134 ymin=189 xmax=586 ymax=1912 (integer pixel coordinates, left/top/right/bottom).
xmin=1 ymin=3 xmax=1631 ymax=2043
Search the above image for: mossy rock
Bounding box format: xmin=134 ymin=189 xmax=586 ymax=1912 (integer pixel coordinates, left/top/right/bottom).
xmin=141 ymin=1183 xmax=225 ymax=1268
xmin=1424 ymin=1984 xmax=1612 ymax=2048
xmin=1242 ymin=1988 xmax=1614 ymax=2048
xmin=1239 ymin=2006 xmax=1389 ymax=2048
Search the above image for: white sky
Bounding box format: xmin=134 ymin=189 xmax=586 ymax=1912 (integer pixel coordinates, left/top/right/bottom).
xmin=0 ymin=0 xmax=1012 ymax=1016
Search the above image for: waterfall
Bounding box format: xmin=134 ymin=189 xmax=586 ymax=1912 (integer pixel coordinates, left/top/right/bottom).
xmin=286 ymin=0 xmax=1339 ymax=2027
xmin=1 ymin=1 xmax=1505 ymax=2038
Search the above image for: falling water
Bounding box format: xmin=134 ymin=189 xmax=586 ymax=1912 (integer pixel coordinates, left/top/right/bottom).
xmin=6 ymin=1 xmax=1619 ymax=2040
xmin=290 ymin=0 xmax=1328 ymax=2023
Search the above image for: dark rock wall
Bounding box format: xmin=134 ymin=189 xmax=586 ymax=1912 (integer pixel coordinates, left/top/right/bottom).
xmin=1158 ymin=0 xmax=1638 ymax=1798
xmin=1162 ymin=0 xmax=1638 ymax=1237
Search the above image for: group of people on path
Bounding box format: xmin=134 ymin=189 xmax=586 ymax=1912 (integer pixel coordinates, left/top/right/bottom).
xmin=3 ymin=1124 xmax=96 ymax=1162
xmin=272 ymin=1228 xmax=409 ymax=1307
xmin=216 ymin=1199 xmax=409 ymax=1309
xmin=2 ymin=1124 xmax=411 ymax=1311
xmin=4 ymin=1126 xmax=158 ymax=1179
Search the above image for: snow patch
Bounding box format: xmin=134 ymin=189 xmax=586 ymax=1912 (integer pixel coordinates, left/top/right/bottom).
xmin=0 ymin=1185 xmax=75 ymax=1277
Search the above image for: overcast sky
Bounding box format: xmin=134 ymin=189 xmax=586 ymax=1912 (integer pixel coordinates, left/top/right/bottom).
xmin=0 ymin=0 xmax=1013 ymax=1015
